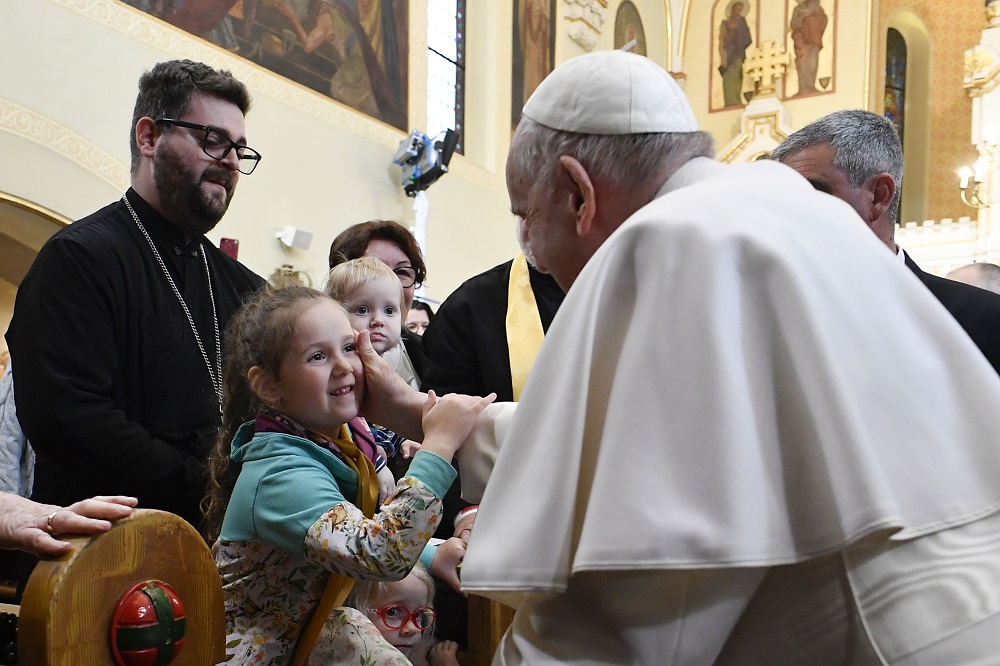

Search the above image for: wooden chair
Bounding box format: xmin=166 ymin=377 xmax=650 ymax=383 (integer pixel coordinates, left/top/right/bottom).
xmin=17 ymin=509 xmax=225 ymax=665
xmin=465 ymin=595 xmax=515 ymax=666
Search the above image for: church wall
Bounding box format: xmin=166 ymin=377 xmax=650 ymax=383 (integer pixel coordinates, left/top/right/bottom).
xmin=0 ymin=0 xmax=520 ymax=306
xmin=683 ymin=0 xmax=873 ymax=150
xmin=874 ymin=1 xmax=982 ymax=225
xmin=554 ymin=1 xmax=670 ymax=68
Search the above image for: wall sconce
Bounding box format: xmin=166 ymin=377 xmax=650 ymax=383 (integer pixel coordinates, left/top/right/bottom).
xmin=959 ymin=125 xmax=1000 ymax=209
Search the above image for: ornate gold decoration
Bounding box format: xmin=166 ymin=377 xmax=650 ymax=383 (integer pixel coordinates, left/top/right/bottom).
xmin=0 ymin=98 xmax=129 ymax=190
xmin=964 ymin=45 xmax=1000 ymax=97
xmin=742 ymin=41 xmax=791 ymax=99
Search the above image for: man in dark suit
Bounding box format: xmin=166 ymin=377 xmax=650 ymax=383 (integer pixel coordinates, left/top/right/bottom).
xmin=772 ymin=109 xmax=1000 ymax=373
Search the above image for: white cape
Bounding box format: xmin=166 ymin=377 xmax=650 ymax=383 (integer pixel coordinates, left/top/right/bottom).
xmin=461 ymin=158 xmax=1000 ymax=600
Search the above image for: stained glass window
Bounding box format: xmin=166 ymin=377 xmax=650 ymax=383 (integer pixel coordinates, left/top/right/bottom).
xmin=884 ymin=28 xmax=906 ymax=144
xmin=884 ymin=27 xmax=906 ymax=225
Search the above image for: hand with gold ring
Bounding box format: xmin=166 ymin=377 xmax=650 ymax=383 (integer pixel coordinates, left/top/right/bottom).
xmin=0 ymin=492 xmax=137 ymax=557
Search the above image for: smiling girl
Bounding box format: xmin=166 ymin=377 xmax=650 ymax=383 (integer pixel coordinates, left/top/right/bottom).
xmin=202 ymin=286 xmax=493 ymax=664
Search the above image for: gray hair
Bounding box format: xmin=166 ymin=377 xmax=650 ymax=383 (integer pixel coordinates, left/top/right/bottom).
xmin=508 ymin=118 xmax=715 ymax=195
xmin=770 ymin=110 xmax=904 ymax=221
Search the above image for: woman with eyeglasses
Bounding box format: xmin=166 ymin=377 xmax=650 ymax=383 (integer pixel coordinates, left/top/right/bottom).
xmin=329 ymin=220 xmax=427 ymax=390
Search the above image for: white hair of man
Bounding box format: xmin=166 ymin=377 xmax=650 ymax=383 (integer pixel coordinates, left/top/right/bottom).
xmin=508 ymin=118 xmax=715 ymax=199
xmin=770 ymin=109 xmax=904 ymax=222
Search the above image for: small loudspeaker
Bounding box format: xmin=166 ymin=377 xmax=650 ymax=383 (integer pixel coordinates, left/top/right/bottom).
xmin=276 ymin=226 xmax=313 ymax=250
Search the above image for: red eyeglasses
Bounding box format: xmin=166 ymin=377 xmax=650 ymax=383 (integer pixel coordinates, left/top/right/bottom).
xmin=370 ymin=605 xmax=436 ymax=631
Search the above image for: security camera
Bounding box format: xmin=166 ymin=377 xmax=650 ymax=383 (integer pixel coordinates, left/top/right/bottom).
xmin=392 ymin=129 xmax=459 ymax=197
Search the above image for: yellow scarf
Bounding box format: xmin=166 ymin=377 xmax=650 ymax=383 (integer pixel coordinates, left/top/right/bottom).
xmin=505 ymin=252 xmax=546 ymax=400
xmin=290 ymin=424 xmax=378 ymax=665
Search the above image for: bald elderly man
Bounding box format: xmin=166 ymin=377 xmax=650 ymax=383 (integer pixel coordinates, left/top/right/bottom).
xmin=948 ymin=261 xmax=1000 ymax=295
xmin=359 ymin=52 xmax=1000 ymax=665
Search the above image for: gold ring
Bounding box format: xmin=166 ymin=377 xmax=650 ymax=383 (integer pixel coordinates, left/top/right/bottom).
xmin=46 ymin=511 xmax=58 ymax=534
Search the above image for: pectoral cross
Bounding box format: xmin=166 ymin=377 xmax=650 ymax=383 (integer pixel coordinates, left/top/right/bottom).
xmin=742 ymin=40 xmax=791 ymax=99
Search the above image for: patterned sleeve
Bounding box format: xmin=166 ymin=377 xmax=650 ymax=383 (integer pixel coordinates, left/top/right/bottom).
xmin=303 ymin=476 xmax=443 ymax=581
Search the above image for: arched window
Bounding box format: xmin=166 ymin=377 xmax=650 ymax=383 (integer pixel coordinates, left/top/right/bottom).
xmin=884 ymin=28 xmax=907 ymax=143
xmin=427 ymin=0 xmax=466 ymax=153
xmin=884 ymin=27 xmax=907 ymax=224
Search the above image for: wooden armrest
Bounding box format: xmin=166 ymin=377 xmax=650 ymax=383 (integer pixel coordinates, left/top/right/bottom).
xmin=17 ymin=509 xmax=224 ymax=665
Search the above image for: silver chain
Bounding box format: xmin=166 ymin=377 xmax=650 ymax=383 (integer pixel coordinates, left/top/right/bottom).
xmin=122 ymin=195 xmax=223 ymax=413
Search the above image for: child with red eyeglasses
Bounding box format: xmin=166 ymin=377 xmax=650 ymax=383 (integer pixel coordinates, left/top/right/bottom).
xmin=348 ymin=563 xmax=461 ymax=665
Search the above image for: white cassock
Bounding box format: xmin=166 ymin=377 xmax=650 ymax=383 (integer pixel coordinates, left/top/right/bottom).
xmin=456 ymin=157 xmax=1000 ymax=665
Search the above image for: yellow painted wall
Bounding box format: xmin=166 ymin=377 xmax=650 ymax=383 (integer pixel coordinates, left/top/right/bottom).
xmin=874 ymin=0 xmax=983 ymax=223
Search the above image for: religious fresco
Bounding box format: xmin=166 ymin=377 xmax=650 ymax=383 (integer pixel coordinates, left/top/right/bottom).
xmin=117 ymin=0 xmax=409 ymax=131
xmin=512 ymin=0 xmax=556 ymax=129
xmin=614 ymin=2 xmax=647 ymax=56
xmin=710 ymin=0 xmax=759 ymax=111
xmin=783 ymin=0 xmax=835 ymax=98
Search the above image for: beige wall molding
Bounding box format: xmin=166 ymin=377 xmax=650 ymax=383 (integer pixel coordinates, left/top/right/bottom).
xmin=0 ymin=192 xmax=71 ymax=228
xmin=49 ymin=0 xmax=502 ymax=192
xmin=53 ymin=0 xmax=403 ymax=147
xmin=0 ymin=98 xmax=129 ymax=190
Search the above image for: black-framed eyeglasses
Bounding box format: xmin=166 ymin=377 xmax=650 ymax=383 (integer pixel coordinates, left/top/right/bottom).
xmin=392 ymin=266 xmax=419 ymax=289
xmin=370 ymin=605 xmax=436 ymax=631
xmin=156 ymin=118 xmax=262 ymax=175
